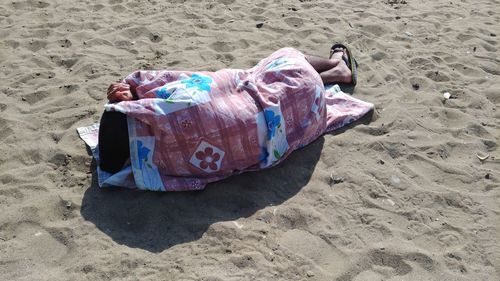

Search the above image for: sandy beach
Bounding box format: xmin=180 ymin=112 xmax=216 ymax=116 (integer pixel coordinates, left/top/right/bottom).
xmin=0 ymin=0 xmax=499 ymax=280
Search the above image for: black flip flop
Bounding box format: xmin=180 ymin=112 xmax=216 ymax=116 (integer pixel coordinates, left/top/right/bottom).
xmin=330 ymin=43 xmax=358 ymax=86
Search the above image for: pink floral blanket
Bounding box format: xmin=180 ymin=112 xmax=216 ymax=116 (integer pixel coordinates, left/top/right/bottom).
xmin=78 ymin=48 xmax=374 ymax=191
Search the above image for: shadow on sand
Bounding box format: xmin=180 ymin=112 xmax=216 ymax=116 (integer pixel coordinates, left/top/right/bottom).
xmin=81 ymin=137 xmax=325 ymax=253
xmin=80 ymin=110 xmax=373 ymax=253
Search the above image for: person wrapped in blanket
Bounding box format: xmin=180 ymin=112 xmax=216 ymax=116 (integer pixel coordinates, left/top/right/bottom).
xmin=99 ymin=45 xmax=367 ymax=191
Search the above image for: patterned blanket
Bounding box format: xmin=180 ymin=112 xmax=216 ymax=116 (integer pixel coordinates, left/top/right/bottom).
xmin=78 ymin=48 xmax=374 ymax=191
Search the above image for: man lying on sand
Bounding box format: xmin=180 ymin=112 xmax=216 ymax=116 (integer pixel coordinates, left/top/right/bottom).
xmin=95 ymin=45 xmax=372 ymax=191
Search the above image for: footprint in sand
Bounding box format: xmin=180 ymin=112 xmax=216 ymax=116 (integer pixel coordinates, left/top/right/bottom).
xmin=278 ymin=229 xmax=348 ymax=278
xmin=59 ymin=38 xmax=72 ymax=48
xmin=90 ymin=4 xmax=104 ymax=11
xmin=444 ymin=252 xmax=468 ymax=275
xmin=216 ymin=53 xmax=235 ymax=65
xmin=110 ymin=4 xmax=127 ymax=13
xmin=120 ymin=26 xmax=151 ymax=40
xmin=250 ymin=7 xmax=265 ymax=15
xmin=11 ymin=0 xmax=49 ymax=9
xmin=27 ymin=40 xmax=47 ymax=52
xmin=339 ymin=249 xmax=435 ymax=280
xmin=209 ymin=41 xmax=234 ymax=53
xmin=425 ymin=70 xmax=450 ymax=82
xmin=210 ymin=17 xmax=226 ymax=24
xmin=0 ymin=188 xmax=24 ymax=204
xmin=21 ymin=90 xmax=51 ymax=105
xmin=219 ymin=0 xmax=235 ymax=5
xmin=0 ymin=222 xmax=71 ymax=278
xmin=284 ymin=17 xmax=304 ymax=28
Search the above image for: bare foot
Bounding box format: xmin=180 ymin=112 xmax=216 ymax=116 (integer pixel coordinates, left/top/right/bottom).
xmin=320 ymin=48 xmax=352 ymax=84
